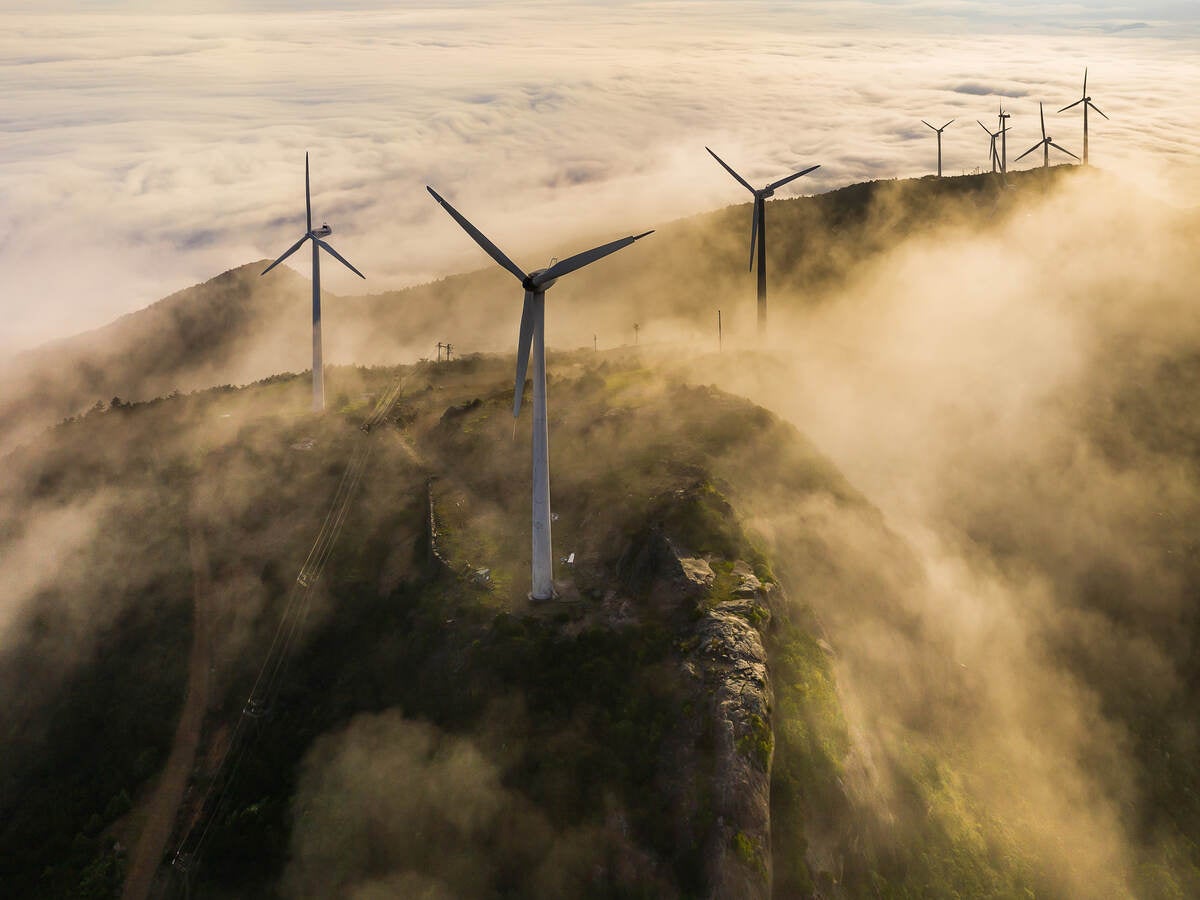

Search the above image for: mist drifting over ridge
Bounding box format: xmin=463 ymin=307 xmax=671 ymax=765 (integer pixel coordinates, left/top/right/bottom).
xmin=2 ymin=1 xmax=1200 ymax=353
xmin=3 ymin=157 xmax=1200 ymax=895
xmin=663 ymin=168 xmax=1200 ymax=897
xmin=4 ymin=0 xmax=1200 ymax=895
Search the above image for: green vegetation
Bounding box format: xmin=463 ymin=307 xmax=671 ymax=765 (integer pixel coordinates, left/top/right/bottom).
xmin=736 ymin=714 xmax=773 ymax=773
xmin=767 ymin=609 xmax=851 ymax=896
xmin=732 ymin=830 xmax=767 ymax=879
xmin=1 ymin=356 xmax=857 ymax=898
xmin=6 ymin=167 xmax=1200 ymax=897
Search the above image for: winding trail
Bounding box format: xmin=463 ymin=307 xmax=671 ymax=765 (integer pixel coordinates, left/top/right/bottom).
xmin=121 ymin=525 xmax=214 ymax=900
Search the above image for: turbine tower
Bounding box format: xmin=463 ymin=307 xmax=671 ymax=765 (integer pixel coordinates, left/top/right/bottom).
xmin=922 ymin=119 xmax=955 ymax=177
xmin=1016 ymin=103 xmax=1079 ymax=169
xmin=997 ymin=103 xmax=1011 ymax=174
xmin=261 ymin=153 xmax=365 ymax=412
xmin=705 ymin=147 xmax=819 ymax=334
xmin=1059 ymin=68 xmax=1108 ymax=165
xmin=426 ymin=186 xmax=652 ymax=600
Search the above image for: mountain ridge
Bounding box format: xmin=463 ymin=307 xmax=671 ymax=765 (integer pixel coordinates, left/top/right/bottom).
xmin=0 ymin=166 xmax=1084 ymax=457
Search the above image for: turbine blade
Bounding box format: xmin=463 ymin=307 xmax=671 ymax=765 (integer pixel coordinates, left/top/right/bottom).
xmin=1015 ymin=142 xmax=1042 ymax=162
xmin=767 ymin=164 xmax=820 ymax=192
xmin=305 ymin=152 xmax=312 ymax=234
xmin=1040 ymin=102 xmax=1046 ymax=140
xmin=1088 ymin=100 xmax=1109 ymax=120
xmin=1059 ymin=98 xmax=1084 ymax=113
xmin=978 ymin=120 xmax=991 ymax=134
xmin=533 ymin=230 xmax=654 ymax=285
xmin=317 ymin=239 xmax=366 ymax=279
xmin=922 ymin=119 xmax=936 ymax=131
xmin=261 ymin=236 xmax=308 ymax=276
xmin=426 ymin=186 xmax=528 ymax=283
xmin=513 ymin=293 xmax=535 ymax=418
xmin=942 ymin=119 xmax=955 ymax=129
xmin=1083 ymin=67 xmax=1088 ymax=96
xmin=748 ymin=199 xmax=759 ymax=272
xmin=706 ymin=147 xmax=756 ymax=194
xmin=1050 ymin=142 xmax=1080 ymax=160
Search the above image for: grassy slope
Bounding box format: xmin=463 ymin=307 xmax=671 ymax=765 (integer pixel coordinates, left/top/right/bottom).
xmin=5 ymin=336 xmax=1200 ymax=897
xmin=0 ymin=356 xmax=873 ymax=898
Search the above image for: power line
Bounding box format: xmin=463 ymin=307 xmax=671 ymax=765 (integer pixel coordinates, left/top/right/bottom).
xmin=166 ymin=374 xmax=405 ymax=895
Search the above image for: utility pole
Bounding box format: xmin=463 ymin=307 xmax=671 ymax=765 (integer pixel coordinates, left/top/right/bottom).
xmin=437 ymin=341 xmax=443 ymax=362
xmin=718 ymin=309 xmax=722 ymax=353
xmin=445 ymin=342 xmax=453 ymax=362
xmin=634 ymin=323 xmax=639 ymax=345
xmin=593 ymin=334 xmax=597 ymax=352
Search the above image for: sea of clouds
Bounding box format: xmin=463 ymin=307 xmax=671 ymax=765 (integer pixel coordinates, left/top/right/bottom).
xmin=0 ymin=0 xmax=1198 ymax=352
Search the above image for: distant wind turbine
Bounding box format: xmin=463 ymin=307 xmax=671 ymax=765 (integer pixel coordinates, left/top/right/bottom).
xmin=997 ymin=103 xmax=1011 ymax=174
xmin=261 ymin=153 xmax=365 ymax=412
xmin=705 ymin=147 xmax=819 ymax=334
xmin=426 ymin=186 xmax=652 ymax=600
xmin=1059 ymin=68 xmax=1108 ymax=166
xmin=1016 ymin=103 xmax=1078 ymax=169
xmin=922 ymin=118 xmax=955 ymax=177
xmin=978 ymin=120 xmax=1008 ymax=174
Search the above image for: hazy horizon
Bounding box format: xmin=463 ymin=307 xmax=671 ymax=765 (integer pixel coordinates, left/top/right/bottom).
xmin=5 ymin=8 xmax=1200 ymax=895
xmin=2 ymin=1 xmax=1198 ymax=353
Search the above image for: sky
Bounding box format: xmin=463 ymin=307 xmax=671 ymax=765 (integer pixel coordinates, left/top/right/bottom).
xmin=1 ymin=1 xmax=1198 ymax=352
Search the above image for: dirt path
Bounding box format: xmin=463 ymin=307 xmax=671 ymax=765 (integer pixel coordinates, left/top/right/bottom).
xmin=121 ymin=526 xmax=214 ymax=900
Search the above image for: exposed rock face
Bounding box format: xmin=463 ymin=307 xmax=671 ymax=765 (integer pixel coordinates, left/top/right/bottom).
xmin=690 ymin=576 xmax=774 ymax=900
xmin=618 ymin=486 xmax=779 ymax=899
xmin=644 ymin=535 xmax=775 ymax=900
xmin=678 ymin=554 xmax=716 ymax=591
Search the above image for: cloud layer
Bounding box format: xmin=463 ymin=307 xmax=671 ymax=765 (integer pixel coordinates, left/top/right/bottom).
xmin=1 ymin=2 xmax=1198 ymax=352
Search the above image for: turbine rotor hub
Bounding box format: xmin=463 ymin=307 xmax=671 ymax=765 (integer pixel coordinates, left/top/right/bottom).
xmin=759 ymin=188 xmax=774 ymax=199
xmin=524 ymin=269 xmax=554 ymax=293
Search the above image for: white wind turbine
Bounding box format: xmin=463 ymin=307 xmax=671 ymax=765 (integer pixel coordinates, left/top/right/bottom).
xmin=426 ymin=186 xmax=652 ymax=600
xmin=1059 ymin=68 xmax=1109 ymax=166
xmin=922 ymin=118 xmax=955 ymax=177
xmin=261 ymin=153 xmax=365 ymax=412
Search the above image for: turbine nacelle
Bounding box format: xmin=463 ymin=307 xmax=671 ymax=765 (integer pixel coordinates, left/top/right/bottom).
xmin=309 ymin=223 xmax=332 ymax=238
xmin=523 ymin=268 xmax=558 ymax=293
xmin=757 ymin=187 xmax=775 ymax=200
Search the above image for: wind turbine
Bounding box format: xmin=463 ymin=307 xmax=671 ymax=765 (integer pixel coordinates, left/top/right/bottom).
xmin=705 ymin=147 xmax=819 ymax=334
xmin=997 ymin=103 xmax=1011 ymax=174
xmin=1016 ymin=103 xmax=1079 ymax=169
xmin=922 ymin=118 xmax=955 ymax=178
xmin=261 ymin=153 xmax=365 ymax=412
xmin=1059 ymin=68 xmax=1108 ymax=165
xmin=978 ymin=120 xmax=1008 ymax=173
xmin=426 ymin=186 xmax=652 ymax=600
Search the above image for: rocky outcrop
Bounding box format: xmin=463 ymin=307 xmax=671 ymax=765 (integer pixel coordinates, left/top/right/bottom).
xmin=646 ymin=534 xmax=775 ymax=900
xmin=689 ymin=561 xmax=774 ymax=900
